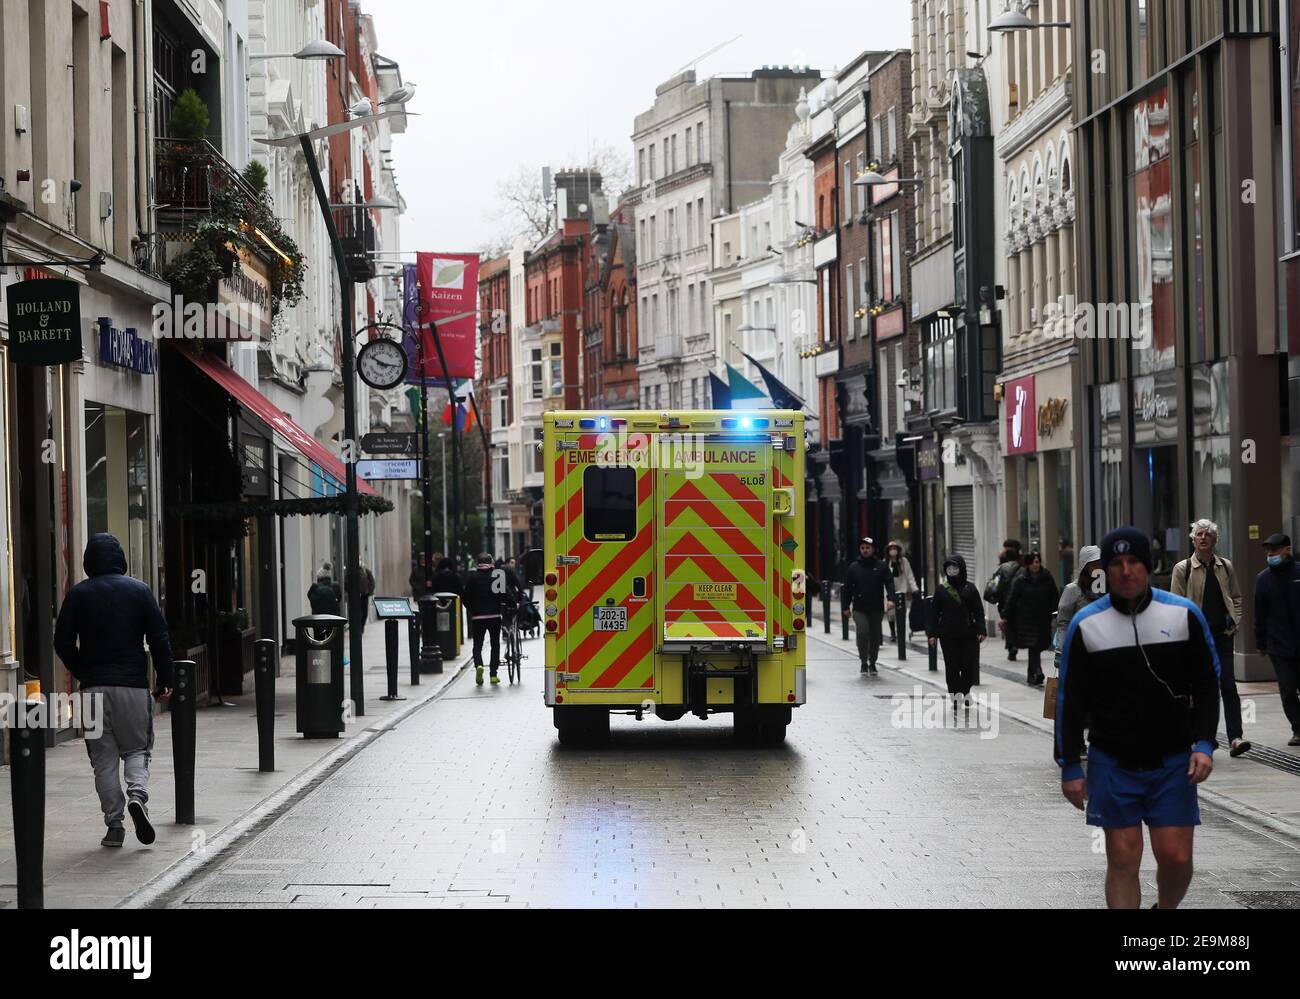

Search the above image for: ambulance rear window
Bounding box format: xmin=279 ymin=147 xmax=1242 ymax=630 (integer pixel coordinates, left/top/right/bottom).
xmin=583 ymin=467 xmax=637 ymax=542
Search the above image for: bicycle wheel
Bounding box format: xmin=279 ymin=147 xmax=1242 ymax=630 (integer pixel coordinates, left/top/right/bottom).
xmin=507 ymin=626 xmax=520 ymax=684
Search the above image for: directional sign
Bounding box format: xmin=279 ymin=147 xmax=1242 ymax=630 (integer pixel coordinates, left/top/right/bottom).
xmin=358 ymin=459 xmax=421 ymax=482
xmin=362 ymin=432 xmax=418 ymax=456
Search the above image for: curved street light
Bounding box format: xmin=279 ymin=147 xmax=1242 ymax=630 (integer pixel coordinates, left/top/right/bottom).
xmin=988 ymin=9 xmax=1070 ymax=31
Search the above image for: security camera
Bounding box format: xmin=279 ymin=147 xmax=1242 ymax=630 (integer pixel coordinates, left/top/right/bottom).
xmin=896 ymin=368 xmax=909 ymax=390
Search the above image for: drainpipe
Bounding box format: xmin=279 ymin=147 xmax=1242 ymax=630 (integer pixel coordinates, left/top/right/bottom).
xmin=724 ymin=98 xmax=734 ymax=213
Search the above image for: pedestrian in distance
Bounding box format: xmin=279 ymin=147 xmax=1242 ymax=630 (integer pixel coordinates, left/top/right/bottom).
xmin=985 ymin=540 xmax=1024 ymax=661
xmin=356 ymin=561 xmax=376 ymax=636
xmin=462 ymin=553 xmax=516 ymax=686
xmin=1253 ymin=532 xmax=1300 ymax=746
xmin=1053 ymin=545 xmax=1105 ymax=673
xmin=53 ymin=534 xmax=173 ymax=849
xmin=884 ymin=540 xmax=919 ymax=641
xmin=307 ymin=566 xmax=342 ymax=616
xmin=1172 ymin=521 xmax=1251 ymax=757
xmin=926 ymin=554 xmax=987 ymax=708
xmin=429 ymin=554 xmax=463 ymax=598
xmin=1003 ymin=550 xmax=1059 ymax=687
xmin=842 ymin=537 xmax=895 ymax=675
xmin=1056 ymin=527 xmax=1220 ymax=910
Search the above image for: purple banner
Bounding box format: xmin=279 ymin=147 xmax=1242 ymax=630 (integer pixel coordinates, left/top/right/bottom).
xmin=402 ymin=263 xmax=424 ymax=385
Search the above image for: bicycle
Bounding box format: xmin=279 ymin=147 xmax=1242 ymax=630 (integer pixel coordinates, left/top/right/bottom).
xmin=502 ymin=606 xmax=523 ymax=685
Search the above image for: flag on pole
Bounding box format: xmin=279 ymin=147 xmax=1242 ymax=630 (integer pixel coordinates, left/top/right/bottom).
xmin=726 ymin=362 xmax=768 ymax=407
xmin=740 ymin=351 xmax=806 ymax=411
xmin=709 ymin=371 xmax=732 ymax=410
xmin=412 ymin=252 xmax=480 ymax=381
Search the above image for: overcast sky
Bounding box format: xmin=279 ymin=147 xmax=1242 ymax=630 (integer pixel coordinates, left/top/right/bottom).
xmin=360 ymin=0 xmax=912 ymax=254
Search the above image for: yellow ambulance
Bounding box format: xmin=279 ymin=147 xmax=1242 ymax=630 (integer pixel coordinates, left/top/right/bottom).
xmin=540 ymin=410 xmax=807 ymax=746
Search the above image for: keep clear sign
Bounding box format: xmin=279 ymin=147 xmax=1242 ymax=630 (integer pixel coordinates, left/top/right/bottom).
xmin=7 ymin=278 xmax=83 ymax=365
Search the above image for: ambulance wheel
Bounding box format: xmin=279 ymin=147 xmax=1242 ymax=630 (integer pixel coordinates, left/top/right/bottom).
xmin=736 ymin=707 xmax=788 ymax=746
xmin=555 ymin=708 xmax=609 ymax=748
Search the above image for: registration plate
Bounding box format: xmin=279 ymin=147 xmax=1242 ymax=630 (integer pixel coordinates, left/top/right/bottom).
xmin=593 ymin=607 xmax=628 ymax=632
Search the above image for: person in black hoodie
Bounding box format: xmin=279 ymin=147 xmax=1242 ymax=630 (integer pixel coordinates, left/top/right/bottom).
xmin=841 ymin=537 xmax=896 ymax=675
xmin=926 ymin=555 xmax=987 ymax=704
xmin=1254 ymin=533 xmax=1300 ymax=745
xmin=1003 ymin=551 xmax=1059 ymax=687
xmin=54 ymin=534 xmax=172 ymax=849
xmin=462 ymin=554 xmax=519 ymax=686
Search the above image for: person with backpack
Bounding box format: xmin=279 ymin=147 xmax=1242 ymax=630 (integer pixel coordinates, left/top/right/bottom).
xmin=1003 ymin=551 xmax=1059 ymax=687
xmin=926 ymin=555 xmax=987 ymax=707
xmin=462 ymin=553 xmax=517 ymax=686
xmin=985 ymin=540 xmax=1025 ymax=661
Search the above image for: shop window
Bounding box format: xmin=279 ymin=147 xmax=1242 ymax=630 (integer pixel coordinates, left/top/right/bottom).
xmin=1130 ymin=83 xmax=1176 ymax=376
xmin=84 ymin=403 xmax=153 ymax=584
xmin=1190 ymin=362 xmax=1232 ymax=556
xmin=1091 ymin=383 xmax=1124 ymax=538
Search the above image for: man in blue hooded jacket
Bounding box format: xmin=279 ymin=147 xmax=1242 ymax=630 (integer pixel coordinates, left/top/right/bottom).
xmin=54 ymin=534 xmax=173 ymax=848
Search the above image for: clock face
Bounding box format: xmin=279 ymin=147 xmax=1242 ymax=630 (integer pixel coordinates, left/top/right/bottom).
xmin=357 ymin=339 xmax=409 ymax=390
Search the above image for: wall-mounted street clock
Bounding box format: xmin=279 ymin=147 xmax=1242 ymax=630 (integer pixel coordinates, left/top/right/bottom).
xmin=357 ymin=338 xmax=409 ymax=390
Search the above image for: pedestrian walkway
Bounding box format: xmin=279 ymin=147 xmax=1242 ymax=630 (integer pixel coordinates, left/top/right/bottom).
xmin=825 ymin=595 xmax=1300 ymax=837
xmin=0 ymin=626 xmax=466 ymax=908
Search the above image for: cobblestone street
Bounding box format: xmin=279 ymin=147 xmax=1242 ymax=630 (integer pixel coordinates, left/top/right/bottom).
xmin=165 ymin=632 xmax=1300 ymax=909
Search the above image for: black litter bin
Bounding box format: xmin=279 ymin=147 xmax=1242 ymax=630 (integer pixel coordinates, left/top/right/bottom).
xmin=421 ymin=593 xmax=461 ymax=665
xmin=293 ymin=614 xmax=347 ymax=738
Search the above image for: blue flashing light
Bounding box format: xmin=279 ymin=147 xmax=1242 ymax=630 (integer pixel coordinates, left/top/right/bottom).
xmin=599 ymin=417 xmax=608 ymax=431
xmin=740 ymin=417 xmax=753 ymax=429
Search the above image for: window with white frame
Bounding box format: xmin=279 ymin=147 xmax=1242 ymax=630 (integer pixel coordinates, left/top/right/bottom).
xmin=887 ymin=107 xmax=897 ymax=162
xmin=846 ymin=262 xmax=856 ymax=339
xmin=843 ymin=162 xmax=853 ymax=220
xmin=530 ymin=348 xmax=543 ymax=399
xmin=685 ymin=126 xmax=693 ymax=166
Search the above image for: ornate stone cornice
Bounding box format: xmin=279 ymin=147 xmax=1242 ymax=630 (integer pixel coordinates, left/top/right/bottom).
xmin=995 ymin=75 xmax=1073 ymax=162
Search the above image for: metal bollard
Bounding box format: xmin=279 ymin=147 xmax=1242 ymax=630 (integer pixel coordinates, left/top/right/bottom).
xmin=822 ymin=582 xmax=831 ymax=635
xmin=172 ymin=660 xmax=197 ymax=824
xmin=408 ymin=614 xmax=421 ymax=687
xmin=8 ymin=696 xmax=45 ymax=909
xmin=841 ymin=583 xmax=850 ymax=642
xmin=253 ymin=640 xmax=276 ymax=773
xmin=419 ymin=596 xmax=444 ymax=675
xmin=380 ymin=620 xmax=405 ymax=702
xmin=896 ymin=592 xmax=907 ymax=661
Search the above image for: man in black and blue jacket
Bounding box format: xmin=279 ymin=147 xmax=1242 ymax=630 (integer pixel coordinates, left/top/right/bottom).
xmin=1055 ymin=527 xmax=1220 ymax=910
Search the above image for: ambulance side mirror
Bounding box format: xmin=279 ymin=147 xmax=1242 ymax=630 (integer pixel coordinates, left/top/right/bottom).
xmin=525 ymin=548 xmax=545 ymax=585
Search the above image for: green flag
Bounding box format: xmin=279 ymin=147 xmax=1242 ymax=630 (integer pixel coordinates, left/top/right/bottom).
xmin=727 ymin=363 xmax=768 ymax=407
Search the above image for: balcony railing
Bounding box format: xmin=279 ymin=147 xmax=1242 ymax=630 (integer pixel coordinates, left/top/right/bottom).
xmin=154 ymin=136 xmax=264 ymax=229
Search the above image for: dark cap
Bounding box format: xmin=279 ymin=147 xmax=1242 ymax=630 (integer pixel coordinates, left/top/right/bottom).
xmin=1263 ymin=533 xmax=1292 ymax=548
xmin=1100 ymin=527 xmax=1154 ymax=572
xmin=859 ymin=537 xmax=875 ymax=547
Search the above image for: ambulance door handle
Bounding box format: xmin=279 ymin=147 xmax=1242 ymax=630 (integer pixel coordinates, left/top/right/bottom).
xmin=773 ymin=488 xmax=794 ymax=517
xmin=632 ymin=577 xmax=647 ymax=598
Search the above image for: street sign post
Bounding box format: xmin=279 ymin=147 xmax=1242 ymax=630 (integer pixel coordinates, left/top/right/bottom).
xmin=361 ymin=432 xmax=418 ymax=455
xmin=358 ymin=459 xmax=422 ymax=482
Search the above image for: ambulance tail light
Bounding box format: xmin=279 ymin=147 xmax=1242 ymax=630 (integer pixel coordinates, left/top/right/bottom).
xmin=545 ymin=573 xmax=558 ymax=587
xmin=546 ymin=620 xmax=558 ymax=634
xmin=793 ymin=618 xmax=806 ymax=631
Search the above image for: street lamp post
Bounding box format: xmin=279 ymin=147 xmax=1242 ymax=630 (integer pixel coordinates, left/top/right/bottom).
xmin=257 ymin=106 xmax=413 ymax=720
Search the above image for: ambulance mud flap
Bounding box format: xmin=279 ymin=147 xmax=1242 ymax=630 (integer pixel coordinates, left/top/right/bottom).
xmin=684 ymin=646 xmax=757 ymax=720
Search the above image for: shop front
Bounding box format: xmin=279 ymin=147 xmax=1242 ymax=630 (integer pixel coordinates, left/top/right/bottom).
xmin=1002 ymin=365 xmax=1080 ymax=586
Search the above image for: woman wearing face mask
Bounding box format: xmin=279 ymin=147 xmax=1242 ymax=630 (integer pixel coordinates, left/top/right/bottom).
xmin=1003 ymin=551 xmax=1060 ymax=687
xmin=1053 ymin=546 xmax=1105 ymax=673
xmin=884 ymin=541 xmax=919 ymax=640
xmin=926 ymin=555 xmax=987 ymax=707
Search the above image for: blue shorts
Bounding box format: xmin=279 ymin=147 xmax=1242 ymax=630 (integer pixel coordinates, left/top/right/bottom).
xmin=1085 ymin=748 xmax=1201 ymax=829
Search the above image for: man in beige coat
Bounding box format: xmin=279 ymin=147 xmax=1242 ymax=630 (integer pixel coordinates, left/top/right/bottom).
xmin=1171 ymin=519 xmax=1249 ymax=757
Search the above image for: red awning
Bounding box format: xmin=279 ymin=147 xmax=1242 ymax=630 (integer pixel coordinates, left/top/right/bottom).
xmin=178 ymin=347 xmax=379 ymax=497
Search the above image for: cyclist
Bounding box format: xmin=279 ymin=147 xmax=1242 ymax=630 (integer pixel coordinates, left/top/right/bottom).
xmin=463 ymin=553 xmax=517 ymax=686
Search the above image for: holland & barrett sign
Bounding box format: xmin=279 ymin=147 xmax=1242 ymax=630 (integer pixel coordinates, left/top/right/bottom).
xmin=6 ymin=278 xmax=83 ymax=366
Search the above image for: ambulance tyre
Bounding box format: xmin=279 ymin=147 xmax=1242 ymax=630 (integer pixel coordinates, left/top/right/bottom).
xmin=555 ymin=708 xmax=610 ymax=748
xmin=735 ymin=706 xmax=789 ymax=746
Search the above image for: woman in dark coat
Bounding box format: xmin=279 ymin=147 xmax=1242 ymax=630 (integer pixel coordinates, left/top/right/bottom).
xmin=1002 ymin=551 xmax=1059 ymax=687
xmin=926 ymin=555 xmax=987 ymax=704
